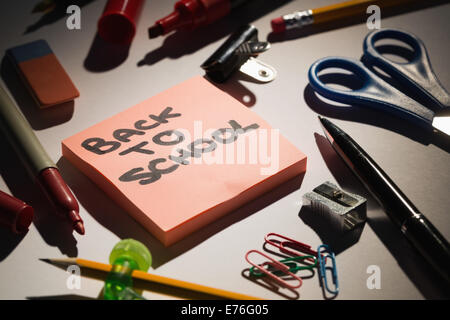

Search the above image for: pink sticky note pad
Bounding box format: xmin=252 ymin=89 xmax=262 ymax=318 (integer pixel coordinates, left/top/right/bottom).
xmin=62 ymin=76 xmax=307 ymax=246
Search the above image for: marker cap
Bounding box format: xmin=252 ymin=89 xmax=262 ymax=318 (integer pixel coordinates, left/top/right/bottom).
xmin=98 ymin=0 xmax=145 ymax=44
xmin=0 ymin=190 xmax=34 ymax=234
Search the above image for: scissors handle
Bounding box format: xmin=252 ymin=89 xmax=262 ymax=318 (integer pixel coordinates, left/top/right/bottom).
xmin=363 ymin=28 xmax=450 ymax=109
xmin=308 ymin=56 xmax=435 ymax=130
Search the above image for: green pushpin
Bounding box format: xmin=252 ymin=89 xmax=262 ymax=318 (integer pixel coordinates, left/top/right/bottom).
xmin=103 ymin=239 xmax=152 ymax=300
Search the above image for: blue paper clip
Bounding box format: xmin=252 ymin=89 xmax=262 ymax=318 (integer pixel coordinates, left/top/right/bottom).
xmin=317 ymin=244 xmax=339 ymax=295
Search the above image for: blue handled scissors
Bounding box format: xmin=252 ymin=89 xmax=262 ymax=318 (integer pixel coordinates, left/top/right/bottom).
xmin=308 ymin=28 xmax=450 ymax=136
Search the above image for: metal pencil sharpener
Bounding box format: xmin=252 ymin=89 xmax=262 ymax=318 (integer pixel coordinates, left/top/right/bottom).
xmin=302 ymin=181 xmax=367 ymax=233
xmin=201 ymin=25 xmax=276 ymax=83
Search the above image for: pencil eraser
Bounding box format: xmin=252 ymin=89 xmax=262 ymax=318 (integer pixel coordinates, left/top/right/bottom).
xmin=271 ymin=17 xmax=286 ymax=33
xmin=6 ymin=40 xmax=79 ymax=108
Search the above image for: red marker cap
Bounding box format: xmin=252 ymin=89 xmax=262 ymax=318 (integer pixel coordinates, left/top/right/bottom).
xmin=0 ymin=190 xmax=34 ymax=234
xmin=98 ymin=0 xmax=145 ymax=44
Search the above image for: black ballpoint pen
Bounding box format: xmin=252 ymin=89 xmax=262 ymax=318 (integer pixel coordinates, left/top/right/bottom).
xmin=319 ymin=116 xmax=450 ymax=283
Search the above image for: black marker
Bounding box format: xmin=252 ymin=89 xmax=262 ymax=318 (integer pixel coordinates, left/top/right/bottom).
xmin=319 ymin=116 xmax=450 ymax=283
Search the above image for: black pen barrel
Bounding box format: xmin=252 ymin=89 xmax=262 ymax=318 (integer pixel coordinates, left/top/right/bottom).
xmin=403 ymin=215 xmax=450 ymax=283
xmin=321 ymin=118 xmax=417 ymax=225
xmin=320 ymin=117 xmax=450 ymax=283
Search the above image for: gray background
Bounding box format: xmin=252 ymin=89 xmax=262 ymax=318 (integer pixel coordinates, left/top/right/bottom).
xmin=0 ymin=0 xmax=449 ymax=300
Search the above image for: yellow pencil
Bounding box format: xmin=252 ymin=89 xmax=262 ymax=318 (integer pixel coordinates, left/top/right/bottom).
xmin=271 ymin=0 xmax=438 ymax=33
xmin=41 ymin=258 xmax=262 ymax=300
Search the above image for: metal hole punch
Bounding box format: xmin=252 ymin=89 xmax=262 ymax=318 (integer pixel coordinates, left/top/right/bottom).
xmin=201 ymin=25 xmax=277 ymax=83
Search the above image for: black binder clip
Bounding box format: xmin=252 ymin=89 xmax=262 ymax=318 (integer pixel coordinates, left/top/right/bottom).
xmin=201 ymin=25 xmax=277 ymax=83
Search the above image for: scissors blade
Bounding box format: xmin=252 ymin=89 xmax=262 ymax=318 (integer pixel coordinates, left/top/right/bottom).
xmin=432 ymin=109 xmax=450 ymax=136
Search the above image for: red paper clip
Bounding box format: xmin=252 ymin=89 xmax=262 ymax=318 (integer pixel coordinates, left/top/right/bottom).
xmin=245 ymin=250 xmax=303 ymax=289
xmin=265 ymin=233 xmax=318 ymax=258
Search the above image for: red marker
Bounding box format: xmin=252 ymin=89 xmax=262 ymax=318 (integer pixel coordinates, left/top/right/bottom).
xmin=0 ymin=85 xmax=84 ymax=235
xmin=148 ymin=0 xmax=251 ymax=38
xmin=98 ymin=0 xmax=145 ymax=44
xmin=0 ymin=190 xmax=34 ymax=234
xmin=38 ymin=168 xmax=84 ymax=235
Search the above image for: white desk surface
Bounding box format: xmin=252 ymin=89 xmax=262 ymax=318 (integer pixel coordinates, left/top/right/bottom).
xmin=0 ymin=0 xmax=449 ymax=300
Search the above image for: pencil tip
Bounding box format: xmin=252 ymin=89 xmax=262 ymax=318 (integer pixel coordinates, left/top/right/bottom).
xmin=39 ymin=258 xmax=51 ymax=264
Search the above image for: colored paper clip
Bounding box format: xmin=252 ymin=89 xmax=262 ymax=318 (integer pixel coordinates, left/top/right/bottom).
xmin=317 ymin=244 xmax=339 ymax=295
xmin=265 ymin=233 xmax=318 ymax=260
xmin=245 ymin=250 xmax=303 ymax=289
xmin=249 ymin=255 xmax=317 ymax=277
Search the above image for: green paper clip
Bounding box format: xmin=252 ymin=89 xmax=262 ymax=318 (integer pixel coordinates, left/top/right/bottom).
xmin=250 ymin=255 xmax=317 ymax=277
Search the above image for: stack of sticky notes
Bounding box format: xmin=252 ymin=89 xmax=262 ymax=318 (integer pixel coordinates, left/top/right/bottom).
xmin=7 ymin=39 xmax=79 ymax=108
xmin=62 ymin=76 xmax=307 ymax=246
